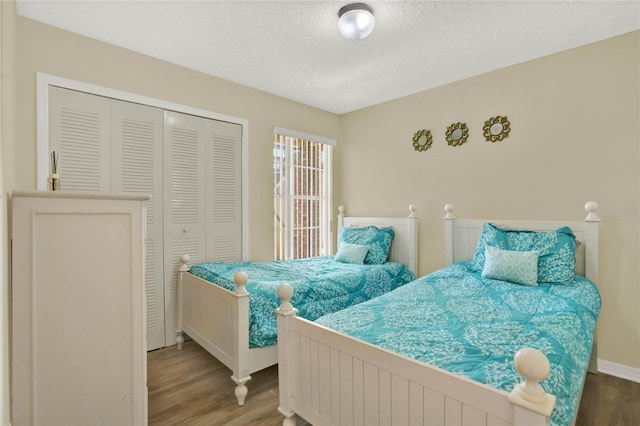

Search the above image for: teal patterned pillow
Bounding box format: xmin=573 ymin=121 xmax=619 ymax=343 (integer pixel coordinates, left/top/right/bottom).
xmin=334 ymin=242 xmax=369 ymax=264
xmin=472 ymin=223 xmax=576 ymax=283
xmin=339 ymin=226 xmax=394 ymax=265
xmin=502 ymin=226 xmax=576 ymax=283
xmin=471 ymin=223 xmax=505 ymax=271
xmin=482 ymin=245 xmax=539 ymax=286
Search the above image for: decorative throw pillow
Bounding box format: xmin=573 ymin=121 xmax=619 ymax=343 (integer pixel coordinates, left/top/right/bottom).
xmin=482 ymin=245 xmax=539 ymax=286
xmin=472 ymin=223 xmax=576 ymax=283
xmin=334 ymin=242 xmax=369 ymax=265
xmin=471 ymin=223 xmax=505 ymax=272
xmin=339 ymin=225 xmax=394 ymax=265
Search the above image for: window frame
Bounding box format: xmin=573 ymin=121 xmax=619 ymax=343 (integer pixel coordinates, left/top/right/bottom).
xmin=273 ymin=127 xmax=334 ymax=260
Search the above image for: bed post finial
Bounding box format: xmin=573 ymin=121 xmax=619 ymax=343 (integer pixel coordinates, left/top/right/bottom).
xmin=513 ymin=348 xmax=550 ymax=403
xmin=408 ymin=204 xmax=417 ymax=217
xmin=444 ymin=204 xmax=455 ymax=219
xmin=234 ymin=271 xmax=248 ymax=294
xmin=584 ymin=201 xmax=600 ymax=221
xmin=179 ymin=254 xmax=190 ymax=272
xmin=338 ymin=205 xmax=345 ymax=216
xmin=276 ymin=284 xmax=297 ymax=316
xmin=508 ymin=348 xmax=556 ymax=420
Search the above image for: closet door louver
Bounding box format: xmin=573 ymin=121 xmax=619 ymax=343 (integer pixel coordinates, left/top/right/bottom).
xmin=163 ymin=110 xmax=206 ymax=346
xmin=205 ymin=120 xmax=243 ymax=262
xmin=111 ymin=100 xmax=165 ymax=351
xmin=49 ymin=87 xmax=110 ymax=192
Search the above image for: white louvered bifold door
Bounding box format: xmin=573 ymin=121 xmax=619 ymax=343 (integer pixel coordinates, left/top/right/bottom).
xmin=47 ymin=87 xmax=244 ymax=351
xmin=111 ymin=100 xmax=165 ymax=351
xmin=163 ymin=111 xmax=207 ymax=346
xmin=205 ymin=120 xmax=243 ymax=262
xmin=49 ymin=87 xmax=110 ymax=192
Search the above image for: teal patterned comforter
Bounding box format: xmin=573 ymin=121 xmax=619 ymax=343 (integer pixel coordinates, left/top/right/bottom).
xmin=315 ymin=262 xmax=601 ymax=426
xmin=188 ymin=256 xmax=414 ymax=348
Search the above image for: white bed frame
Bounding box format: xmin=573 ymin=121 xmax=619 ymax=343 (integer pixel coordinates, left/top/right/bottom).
xmin=275 ymin=202 xmax=600 ymax=426
xmin=175 ymin=205 xmax=418 ymax=406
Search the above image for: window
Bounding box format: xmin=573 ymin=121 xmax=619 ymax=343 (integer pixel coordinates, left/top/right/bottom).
xmin=273 ymin=128 xmax=334 ymax=260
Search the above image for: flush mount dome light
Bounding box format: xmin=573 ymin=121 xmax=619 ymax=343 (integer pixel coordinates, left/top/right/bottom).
xmin=338 ymin=3 xmax=375 ymax=40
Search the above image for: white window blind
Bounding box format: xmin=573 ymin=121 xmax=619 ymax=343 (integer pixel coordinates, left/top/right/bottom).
xmin=273 ymin=127 xmax=334 ymax=260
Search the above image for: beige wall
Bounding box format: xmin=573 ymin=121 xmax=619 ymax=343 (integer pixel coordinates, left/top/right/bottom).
xmin=337 ymin=31 xmax=640 ymax=370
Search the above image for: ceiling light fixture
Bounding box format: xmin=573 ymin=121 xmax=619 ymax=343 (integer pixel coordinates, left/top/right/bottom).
xmin=337 ymin=3 xmax=375 ymax=40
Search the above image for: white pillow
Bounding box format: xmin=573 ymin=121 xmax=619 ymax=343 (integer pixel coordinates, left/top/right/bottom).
xmin=482 ymin=245 xmax=539 ymax=286
xmin=335 ymin=242 xmax=369 ymax=264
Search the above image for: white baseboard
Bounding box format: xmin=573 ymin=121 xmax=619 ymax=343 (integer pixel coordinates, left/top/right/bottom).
xmin=598 ymin=358 xmax=640 ymax=383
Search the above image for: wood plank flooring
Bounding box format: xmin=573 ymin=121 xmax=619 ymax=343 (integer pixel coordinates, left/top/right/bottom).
xmin=149 ymin=340 xmax=640 ymax=425
xmin=148 ymin=340 xmax=281 ymax=426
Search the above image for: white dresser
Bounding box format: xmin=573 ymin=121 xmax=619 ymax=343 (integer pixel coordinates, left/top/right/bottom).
xmin=11 ymin=191 xmax=150 ymax=425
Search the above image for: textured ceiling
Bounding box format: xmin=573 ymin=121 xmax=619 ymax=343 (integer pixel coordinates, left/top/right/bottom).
xmin=16 ymin=1 xmax=640 ymax=114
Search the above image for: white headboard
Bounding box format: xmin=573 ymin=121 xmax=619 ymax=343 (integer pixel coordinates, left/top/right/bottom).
xmin=336 ymin=205 xmax=418 ymax=276
xmin=442 ymin=201 xmax=600 ymax=373
xmin=443 ymin=201 xmax=600 ymax=285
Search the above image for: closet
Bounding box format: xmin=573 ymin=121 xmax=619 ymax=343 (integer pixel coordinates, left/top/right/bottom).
xmin=48 ymin=86 xmax=243 ymax=350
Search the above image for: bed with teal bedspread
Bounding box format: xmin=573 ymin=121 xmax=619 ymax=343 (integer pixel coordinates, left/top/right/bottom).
xmin=315 ymin=262 xmax=601 ymax=426
xmin=189 ymin=256 xmax=415 ymax=348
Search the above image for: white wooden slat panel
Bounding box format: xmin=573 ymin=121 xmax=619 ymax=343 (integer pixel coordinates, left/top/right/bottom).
xmin=318 ymin=343 xmax=332 ymax=419
xmin=409 ymin=381 xmax=424 ymax=426
xmin=170 ymin=240 xmax=201 ymax=264
xmin=119 ymin=122 xmax=157 ymax=191
xmin=330 ymin=348 xmax=341 ymax=425
xmin=211 ymin=134 xmax=238 ymax=222
xmin=467 ymin=228 xmax=476 ymax=262
xmin=424 ymin=386 xmax=445 ymax=426
xmin=49 ymin=87 xmax=110 ymax=192
xmin=300 ymin=336 xmax=312 ymax=407
xmin=339 ymin=352 xmax=354 ymax=425
xmin=453 ymin=229 xmax=464 ymax=263
xmin=182 ymin=281 xmax=233 ymax=357
xmin=353 ymin=358 xmax=364 ymax=426
xmin=391 ymin=374 xmax=409 ymax=426
xmin=145 ymin=240 xmax=158 ymax=331
xmin=466 ymin=230 xmax=475 ymax=261
xmin=205 ymin=120 xmax=242 ymax=262
xmin=209 ymin=236 xmax=239 ymax=261
xmin=379 ymin=369 xmax=392 ymax=426
xmin=309 ymin=340 xmax=320 ymax=412
xmin=363 ymin=362 xmax=379 ymax=426
xmin=445 ymin=397 xmax=463 ymax=426
xmin=463 ymin=403 xmax=487 ymax=425
xmin=164 ymin=110 xmax=206 ymax=346
xmin=453 ymin=226 xmax=483 ymax=263
xmin=58 ymin=109 xmax=104 ymax=190
xmin=171 ymin=128 xmax=200 ymax=224
xmin=291 ymin=332 xmax=302 ymax=406
xmin=111 ymin=99 xmax=164 ymax=351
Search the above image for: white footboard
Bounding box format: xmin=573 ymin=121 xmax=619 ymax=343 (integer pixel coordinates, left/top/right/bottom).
xmin=176 ymin=255 xmax=278 ymax=405
xmin=276 ymin=285 xmax=555 ymax=426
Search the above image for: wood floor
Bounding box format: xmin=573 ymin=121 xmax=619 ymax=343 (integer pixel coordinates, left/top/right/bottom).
xmin=149 ymin=340 xmax=640 ymax=425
